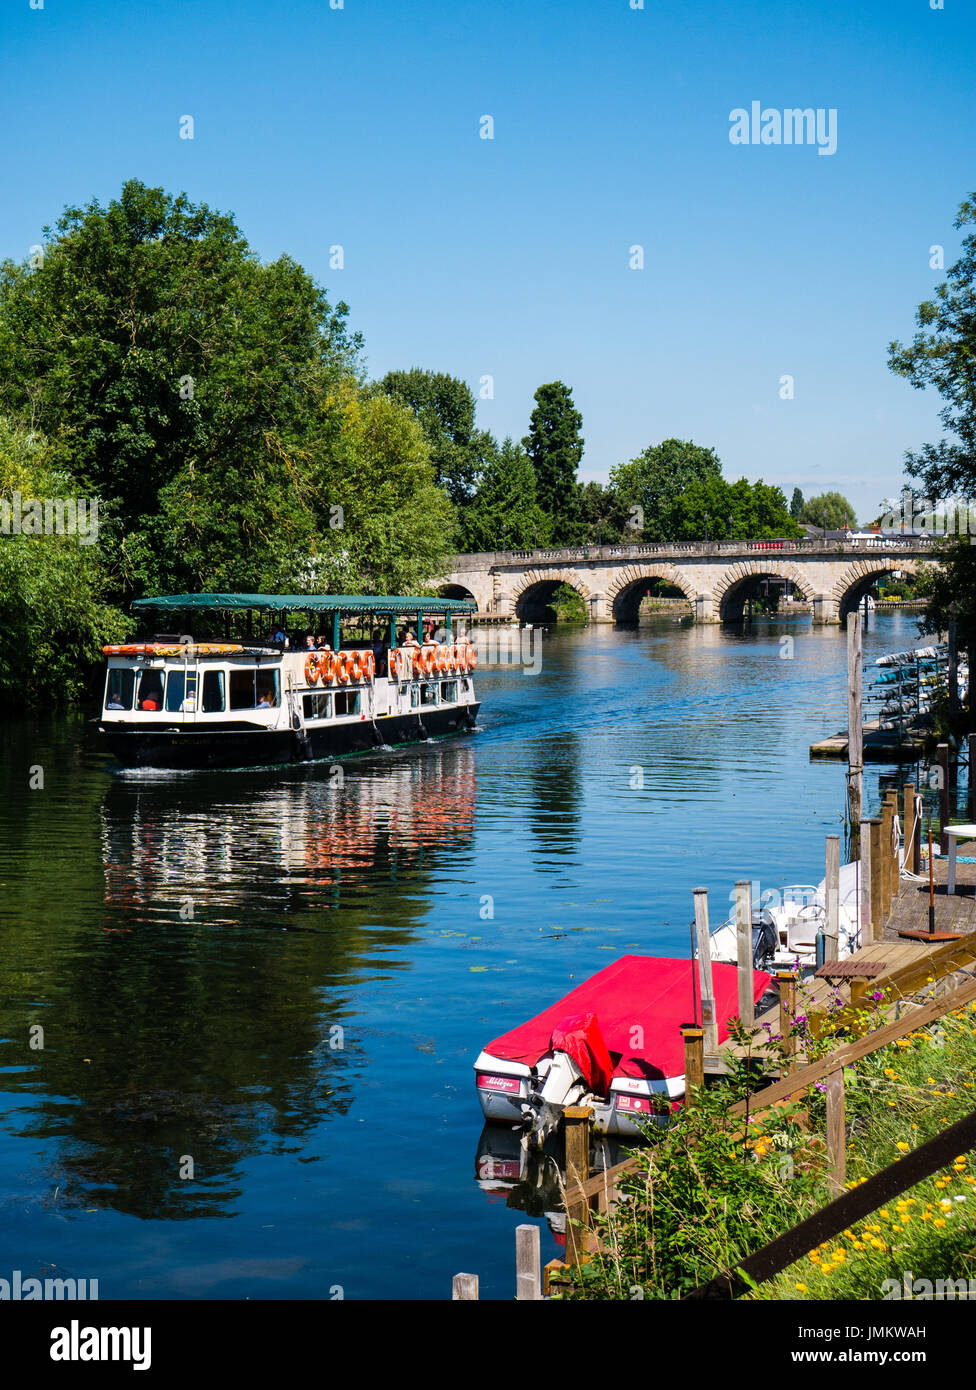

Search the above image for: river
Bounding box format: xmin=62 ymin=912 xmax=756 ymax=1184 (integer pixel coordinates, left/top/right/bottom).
xmin=0 ymin=611 xmax=959 ymax=1299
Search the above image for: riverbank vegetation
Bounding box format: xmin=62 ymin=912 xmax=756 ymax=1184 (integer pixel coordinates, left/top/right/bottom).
xmin=561 ymin=996 xmax=976 ymax=1301
xmin=0 ymin=180 xmax=800 ymax=706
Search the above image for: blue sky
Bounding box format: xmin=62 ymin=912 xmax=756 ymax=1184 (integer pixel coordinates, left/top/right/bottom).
xmin=2 ymin=0 xmax=974 ymax=521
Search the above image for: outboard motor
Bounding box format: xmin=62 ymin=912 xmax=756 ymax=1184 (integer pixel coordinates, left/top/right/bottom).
xmin=520 ymin=1050 xmax=589 ymax=1149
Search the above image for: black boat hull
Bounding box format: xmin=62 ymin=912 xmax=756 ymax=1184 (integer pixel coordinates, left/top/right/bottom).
xmin=100 ymin=704 xmax=481 ymax=770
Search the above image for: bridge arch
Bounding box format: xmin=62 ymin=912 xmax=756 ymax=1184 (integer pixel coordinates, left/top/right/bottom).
xmin=713 ymin=560 xmax=817 ymax=623
xmin=831 ymin=558 xmax=921 ymax=623
xmin=437 ymin=582 xmax=477 ymax=604
xmin=510 ymin=569 xmax=590 ymax=622
xmin=606 ymin=565 xmax=697 ymax=622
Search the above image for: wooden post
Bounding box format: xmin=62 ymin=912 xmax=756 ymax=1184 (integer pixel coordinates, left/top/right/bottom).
xmin=825 ymin=835 xmax=840 ymax=960
xmin=777 ymin=972 xmax=799 ymax=1073
xmin=847 ymin=612 xmax=863 ymax=856
xmin=515 ymin=1224 xmax=541 ymax=1300
xmin=564 ymin=1105 xmax=592 ymax=1267
xmin=734 ymin=879 xmax=754 ymax=1028
xmin=904 ymin=782 xmax=917 ymax=878
xmin=826 ymin=1069 xmax=846 ymax=1197
xmin=693 ymin=888 xmax=718 ymax=1053
xmin=869 ymin=818 xmax=883 ymax=938
xmin=880 ymin=800 xmax=893 ymax=922
xmin=885 ymin=790 xmax=900 ymax=906
xmin=681 ymin=1026 xmax=705 ymax=1104
xmin=938 ymin=743 xmax=950 ymax=855
xmin=452 ymin=1272 xmax=479 ymax=1300
xmin=860 ymin=816 xmax=873 ymax=942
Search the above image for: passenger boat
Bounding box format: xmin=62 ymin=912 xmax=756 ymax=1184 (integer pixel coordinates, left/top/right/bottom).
xmin=97 ymin=592 xmax=480 ymax=770
xmin=474 ymin=955 xmax=772 ymax=1143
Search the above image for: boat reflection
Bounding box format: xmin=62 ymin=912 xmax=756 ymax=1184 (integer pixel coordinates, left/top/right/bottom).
xmin=474 ymin=1122 xmax=634 ymax=1248
xmin=5 ymin=748 xmax=477 ymax=1222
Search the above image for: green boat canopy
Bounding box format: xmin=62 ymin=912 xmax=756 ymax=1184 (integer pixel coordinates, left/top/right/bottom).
xmin=132 ymin=593 xmax=477 ymax=616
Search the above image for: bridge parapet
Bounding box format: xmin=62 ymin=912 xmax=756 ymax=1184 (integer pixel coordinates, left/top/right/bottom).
xmin=450 ymin=537 xmax=935 ymax=570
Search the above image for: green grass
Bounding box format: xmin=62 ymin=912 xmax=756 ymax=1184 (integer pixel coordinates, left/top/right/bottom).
xmin=559 ymin=998 xmax=976 ymax=1301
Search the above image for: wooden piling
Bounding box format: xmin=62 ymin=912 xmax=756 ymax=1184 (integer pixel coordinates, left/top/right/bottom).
xmin=860 ymin=816 xmax=873 ymax=941
xmin=777 ymin=972 xmax=799 ymax=1073
xmin=873 ymin=817 xmax=889 ymax=939
xmin=885 ymin=790 xmax=900 ymax=906
xmin=903 ymin=782 xmax=918 ymax=877
xmin=826 ymin=1069 xmax=846 ymax=1197
xmin=938 ymin=743 xmax=950 ymax=855
xmin=880 ymin=801 xmax=894 ymax=922
xmin=515 ymin=1224 xmax=541 ymax=1300
xmin=824 ymin=835 xmax=840 ymax=960
xmin=734 ymin=879 xmax=754 ymax=1027
xmin=452 ymin=1272 xmax=479 ymax=1300
xmin=869 ymin=818 xmax=883 ymax=938
xmin=692 ymin=888 xmax=718 ymax=1053
xmin=564 ymin=1105 xmax=592 ymax=1267
xmin=681 ymin=1026 xmax=705 ymax=1102
xmin=847 ymin=613 xmax=863 ymax=856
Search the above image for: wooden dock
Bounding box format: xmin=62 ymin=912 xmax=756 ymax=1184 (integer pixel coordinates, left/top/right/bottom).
xmin=810 ymin=718 xmax=931 ymax=761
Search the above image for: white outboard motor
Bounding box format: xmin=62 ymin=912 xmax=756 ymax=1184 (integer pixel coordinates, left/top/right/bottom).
xmin=520 ymin=1050 xmax=590 ymax=1149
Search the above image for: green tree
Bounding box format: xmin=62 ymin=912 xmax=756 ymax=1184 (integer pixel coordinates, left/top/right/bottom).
xmin=0 ymin=180 xmax=362 ymax=595
xmin=669 ymin=475 xmax=798 ymax=541
xmin=0 ymin=417 xmax=130 ymax=705
xmin=577 ymin=481 xmax=628 ymax=544
xmin=889 ymin=192 xmax=976 ymax=501
xmin=889 ymin=192 xmax=976 ymax=667
xmin=799 ymin=491 xmax=857 ymax=531
xmin=790 ymin=487 xmax=804 ymax=521
xmin=610 ymin=439 xmax=722 ymax=540
xmin=380 ymin=368 xmax=494 ymax=507
xmin=522 ymin=382 xmax=583 ymax=543
xmin=460 ymin=438 xmax=548 ymax=551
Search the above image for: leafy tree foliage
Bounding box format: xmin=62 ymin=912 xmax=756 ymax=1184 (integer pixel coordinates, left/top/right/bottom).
xmin=380 ymin=368 xmax=494 ymax=507
xmin=889 ymin=192 xmax=976 ymax=501
xmin=460 ymin=438 xmax=548 ymax=551
xmin=522 ymin=382 xmax=583 ymax=543
xmin=0 ymin=418 xmax=130 ymax=705
xmin=669 ymin=474 xmax=798 ymax=541
xmin=799 ymin=491 xmax=857 ymax=530
xmin=610 ymin=439 xmax=722 ymax=540
xmin=790 ymin=487 xmax=804 ymax=520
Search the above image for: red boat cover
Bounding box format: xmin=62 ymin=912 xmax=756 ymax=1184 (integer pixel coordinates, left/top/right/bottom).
xmin=485 ymin=955 xmax=772 ymax=1091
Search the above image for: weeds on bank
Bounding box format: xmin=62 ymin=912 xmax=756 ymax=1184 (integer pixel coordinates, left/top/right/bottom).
xmin=560 ymin=990 xmax=976 ymax=1301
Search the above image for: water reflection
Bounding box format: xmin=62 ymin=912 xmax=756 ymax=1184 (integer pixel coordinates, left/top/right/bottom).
xmin=3 ymin=746 xmax=476 ymax=1221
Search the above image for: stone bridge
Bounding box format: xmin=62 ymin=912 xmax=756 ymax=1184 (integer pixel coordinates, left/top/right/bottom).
xmin=438 ymin=538 xmax=938 ymax=624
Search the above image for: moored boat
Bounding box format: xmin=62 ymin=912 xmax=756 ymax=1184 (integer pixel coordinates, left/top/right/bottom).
xmin=97 ymin=592 xmax=480 ymax=770
xmin=474 ymin=954 xmax=772 ymax=1143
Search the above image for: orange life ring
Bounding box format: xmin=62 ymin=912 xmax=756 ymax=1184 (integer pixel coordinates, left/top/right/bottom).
xmin=351 ymin=651 xmax=364 ymax=682
xmin=305 ymin=652 xmax=322 ymax=685
xmin=336 ymin=651 xmax=352 ymax=684
xmin=435 ymin=646 xmax=448 ymax=674
xmin=321 ymin=652 xmax=336 ymax=684
xmin=363 ymin=651 xmax=375 ymax=680
xmin=412 ymin=648 xmax=424 ymax=677
xmin=389 ymin=649 xmax=401 ymax=680
xmin=466 ymin=645 xmax=477 ymax=671
xmin=450 ymin=644 xmax=462 ymax=672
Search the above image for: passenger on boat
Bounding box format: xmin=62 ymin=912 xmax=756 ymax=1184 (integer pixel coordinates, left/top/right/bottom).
xmin=139 ymin=676 xmax=163 ymax=711
xmin=401 ymin=629 xmax=420 ymax=647
xmin=371 ymin=628 xmax=387 ymax=677
xmin=305 ymin=635 xmax=316 ymax=650
xmin=315 ymin=636 xmax=330 ymax=650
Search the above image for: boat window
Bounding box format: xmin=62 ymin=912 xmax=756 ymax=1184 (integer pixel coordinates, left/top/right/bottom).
xmin=303 ymin=692 xmax=333 ymax=720
xmin=440 ymin=681 xmax=457 ymax=703
xmin=256 ymin=672 xmax=280 ymax=709
xmin=202 ymin=669 xmax=225 ymax=713
xmin=334 ymin=690 xmax=360 ymax=717
xmin=136 ymin=668 xmax=165 ymax=712
xmin=460 ymin=678 xmax=470 ymax=694
xmin=410 ymin=684 xmax=419 ymax=708
xmin=420 ymin=682 xmax=438 ymax=706
xmin=104 ymin=667 xmax=135 ymax=712
xmin=229 ymin=669 xmax=280 ymax=709
xmin=165 ymin=670 xmax=198 ymax=712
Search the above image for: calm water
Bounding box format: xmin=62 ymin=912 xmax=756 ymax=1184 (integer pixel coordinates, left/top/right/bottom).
xmin=0 ymin=612 xmax=956 ymax=1299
